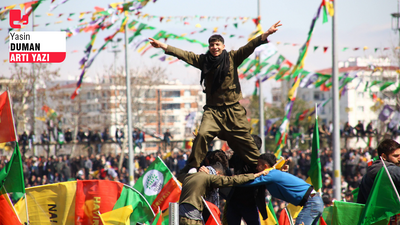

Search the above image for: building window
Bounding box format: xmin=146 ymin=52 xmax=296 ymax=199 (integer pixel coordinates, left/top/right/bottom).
xmin=272 ymin=95 xmax=280 ymax=102
xmin=162 ymin=103 xmax=180 ymax=110
xmin=184 ymin=90 xmax=191 ymax=97
xmin=357 ymin=92 xmax=364 ymax=98
xmin=314 ymin=92 xmax=325 ymax=101
xmin=162 ymin=90 xmax=180 ymax=98
xmin=145 ymin=90 xmax=155 ymax=98
xmin=357 ymin=106 xmax=364 ymax=112
xmin=87 ymin=92 xmax=91 ymax=99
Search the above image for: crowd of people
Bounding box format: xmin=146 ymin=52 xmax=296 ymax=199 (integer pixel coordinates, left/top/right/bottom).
xmin=0 ymin=139 xmax=389 ymax=220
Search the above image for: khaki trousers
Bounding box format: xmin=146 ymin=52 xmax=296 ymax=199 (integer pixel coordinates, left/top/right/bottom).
xmin=185 ymin=103 xmax=260 ymax=171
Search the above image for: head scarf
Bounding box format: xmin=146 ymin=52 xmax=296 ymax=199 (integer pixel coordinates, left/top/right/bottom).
xmin=200 ymin=50 xmax=230 ymax=95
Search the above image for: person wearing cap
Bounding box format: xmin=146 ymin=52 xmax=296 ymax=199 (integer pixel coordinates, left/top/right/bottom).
xmin=149 ymin=21 xmax=282 ymax=173
xmin=242 ymin=152 xmax=324 ymax=225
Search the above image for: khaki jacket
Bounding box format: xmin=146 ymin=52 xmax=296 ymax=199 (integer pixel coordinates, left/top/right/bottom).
xmin=179 ymin=172 xmax=255 ymax=212
xmin=165 ymin=35 xmax=268 ymax=106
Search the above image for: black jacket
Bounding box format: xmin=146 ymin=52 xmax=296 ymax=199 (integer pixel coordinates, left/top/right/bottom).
xmin=357 ymin=159 xmax=400 ymax=204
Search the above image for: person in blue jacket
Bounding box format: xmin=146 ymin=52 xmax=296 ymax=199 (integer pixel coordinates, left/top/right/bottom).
xmin=243 ymin=152 xmax=324 ymax=225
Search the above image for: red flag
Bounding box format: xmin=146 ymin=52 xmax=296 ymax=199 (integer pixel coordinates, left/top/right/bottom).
xmin=71 ymin=85 xmax=81 ymax=99
xmin=278 ymin=208 xmax=293 ymax=225
xmin=0 ymin=91 xmax=16 ymax=143
xmin=204 ymin=200 xmax=221 ymax=225
xmin=0 ymin=194 xmax=21 ymax=225
xmin=323 ymin=47 xmax=328 ymax=53
xmin=75 ymin=180 xmax=124 ymax=224
xmin=150 ymin=178 xmax=181 ymax=212
xmin=319 ymin=216 xmax=327 ymax=225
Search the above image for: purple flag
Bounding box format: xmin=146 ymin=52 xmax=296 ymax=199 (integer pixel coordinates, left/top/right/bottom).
xmin=378 ymin=105 xmax=394 ymax=122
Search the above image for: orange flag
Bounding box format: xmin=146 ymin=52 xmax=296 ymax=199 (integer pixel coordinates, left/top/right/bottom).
xmin=0 ymin=194 xmax=20 ymax=225
xmin=0 ymin=91 xmax=16 ymax=143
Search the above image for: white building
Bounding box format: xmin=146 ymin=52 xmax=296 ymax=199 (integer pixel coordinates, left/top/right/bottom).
xmin=40 ymin=77 xmax=205 ymax=152
xmin=271 ymin=56 xmax=399 ymax=147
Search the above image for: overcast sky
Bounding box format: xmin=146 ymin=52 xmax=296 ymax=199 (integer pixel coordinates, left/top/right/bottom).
xmin=0 ymin=0 xmax=398 ymax=102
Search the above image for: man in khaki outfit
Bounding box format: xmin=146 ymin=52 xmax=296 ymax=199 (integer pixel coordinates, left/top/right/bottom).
xmin=178 ymin=162 xmax=268 ymax=225
xmin=149 ymin=21 xmax=282 ymax=172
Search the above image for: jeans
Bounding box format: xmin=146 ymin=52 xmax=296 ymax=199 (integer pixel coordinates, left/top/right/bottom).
xmin=295 ymin=195 xmax=324 ymax=225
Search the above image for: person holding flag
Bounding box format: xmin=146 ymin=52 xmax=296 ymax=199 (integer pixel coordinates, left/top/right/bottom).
xmin=149 ymin=21 xmax=282 ymax=173
xmin=357 ymin=139 xmax=400 ymax=204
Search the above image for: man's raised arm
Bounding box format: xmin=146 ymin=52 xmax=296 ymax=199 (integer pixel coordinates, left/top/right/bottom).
xmin=148 ymin=37 xmax=203 ymax=69
xmin=233 ymin=21 xmax=282 ymax=65
xmin=149 ymin=37 xmax=168 ymax=50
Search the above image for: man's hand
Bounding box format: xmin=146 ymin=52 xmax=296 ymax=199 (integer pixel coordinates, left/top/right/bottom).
xmin=261 ymin=21 xmax=282 ymax=41
xmin=255 ymin=170 xmax=269 ymax=178
xmin=149 ymin=37 xmax=168 ymax=50
xmin=198 ymin=166 xmax=209 ymax=174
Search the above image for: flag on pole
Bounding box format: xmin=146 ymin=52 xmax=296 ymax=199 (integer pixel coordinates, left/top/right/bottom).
xmin=151 ymin=207 xmax=163 ymax=225
xmin=306 ymin=116 xmax=323 ymax=192
xmin=0 ymin=191 xmax=21 ymax=225
xmin=260 ymin=201 xmax=278 ymax=225
xmin=0 ymin=91 xmax=16 ymax=143
xmin=133 ymin=157 xmax=181 ymax=213
xmin=278 ymin=208 xmax=294 ymax=225
xmin=203 ymin=199 xmax=221 ymax=225
xmin=357 ymin=161 xmax=400 ymax=225
xmin=0 ymin=143 xmax=25 ymax=194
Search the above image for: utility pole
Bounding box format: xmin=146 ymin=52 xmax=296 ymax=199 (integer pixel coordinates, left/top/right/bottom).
xmin=110 ymin=39 xmax=122 ymax=155
xmin=391 ymin=0 xmax=400 ymax=111
xmin=332 ymin=0 xmax=341 ymax=201
xmin=32 ymin=10 xmax=37 ymax=155
xmin=123 ymin=5 xmax=135 ymax=186
xmin=257 ymin=0 xmax=265 ymax=153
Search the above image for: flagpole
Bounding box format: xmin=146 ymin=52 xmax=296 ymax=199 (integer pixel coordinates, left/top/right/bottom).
xmin=257 ymin=0 xmax=265 ymax=154
xmin=123 ymin=0 xmax=135 ymax=186
xmin=380 ymin=157 xmax=400 ymax=202
xmin=331 ymin=0 xmax=342 ymax=201
xmin=7 ymin=89 xmax=29 ymax=224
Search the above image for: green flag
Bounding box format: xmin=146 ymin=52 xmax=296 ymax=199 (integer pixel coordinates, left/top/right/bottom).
xmin=307 ymin=117 xmax=322 ymax=192
xmin=352 ymin=187 xmax=359 ymax=202
xmin=358 ymin=165 xmax=400 ymax=225
xmin=0 ymin=143 xmax=25 ymax=194
xmin=267 ymin=200 xmax=278 ymax=223
xmin=379 ymin=81 xmax=395 ymax=91
xmin=393 ymin=84 xmax=400 ymax=94
xmin=58 ymin=131 xmax=65 ymax=145
xmin=151 ymin=208 xmax=162 ymax=225
xmin=113 ymin=185 xmax=155 ymax=224
xmin=133 ymin=157 xmax=174 ymax=206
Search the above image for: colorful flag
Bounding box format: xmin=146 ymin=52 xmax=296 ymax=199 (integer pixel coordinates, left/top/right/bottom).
xmin=98 ymin=205 xmax=133 ymax=225
xmin=133 ymin=157 xmax=181 ymax=213
xmin=0 ymin=91 xmax=16 ymax=143
xmin=151 ymin=208 xmax=163 ymax=225
xmin=203 ymin=199 xmax=221 ymax=225
xmin=378 ymin=105 xmax=394 ymax=122
xmin=14 ymin=180 xmax=154 ymax=224
xmin=278 ymin=208 xmax=294 ymax=225
xmin=379 ymin=81 xmax=395 ymax=91
xmin=0 ymin=143 xmax=25 ymax=195
xmin=265 ymin=117 xmax=280 ymax=135
xmin=357 ymin=163 xmax=400 ymax=225
xmin=306 ymin=116 xmax=322 ymax=192
xmin=260 ymin=201 xmax=278 ymax=225
xmin=0 ymin=192 xmax=21 ymax=225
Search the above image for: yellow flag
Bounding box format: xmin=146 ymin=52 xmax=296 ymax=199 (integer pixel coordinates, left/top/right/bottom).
xmin=287 ymin=203 xmax=303 ymax=219
xmin=14 ymin=181 xmax=77 ymax=224
xmin=250 ymin=119 xmax=259 ymax=134
xmin=195 ymin=23 xmax=201 ymax=28
xmin=98 ymin=206 xmax=133 ymax=225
